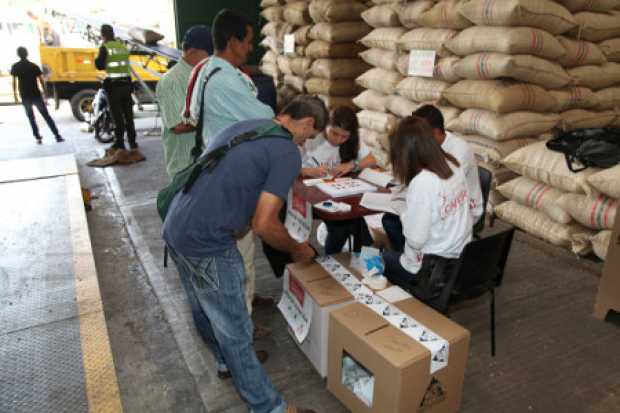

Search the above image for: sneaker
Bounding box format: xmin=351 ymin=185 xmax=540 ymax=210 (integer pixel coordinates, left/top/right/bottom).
xmin=55 ymin=135 xmax=64 ymax=142
xmin=36 ymin=138 xmax=42 ymax=145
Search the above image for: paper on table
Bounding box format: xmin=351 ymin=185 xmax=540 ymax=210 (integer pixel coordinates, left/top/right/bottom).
xmin=316 ymin=178 xmax=377 ymax=198
xmin=377 ymin=285 xmax=412 ymax=303
xmin=360 ymin=192 xmax=406 ymax=215
xmin=358 ymin=169 xmax=395 ymax=188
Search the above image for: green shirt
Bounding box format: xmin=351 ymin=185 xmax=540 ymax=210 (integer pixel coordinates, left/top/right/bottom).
xmin=156 ymin=58 xmax=194 ymax=178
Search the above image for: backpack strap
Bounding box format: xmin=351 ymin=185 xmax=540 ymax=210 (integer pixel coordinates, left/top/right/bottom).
xmin=191 ymin=67 xmax=222 ymax=162
xmin=182 ymin=121 xmax=292 ymax=193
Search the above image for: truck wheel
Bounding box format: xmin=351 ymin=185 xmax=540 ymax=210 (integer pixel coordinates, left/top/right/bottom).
xmin=70 ymin=89 xmax=96 ymax=122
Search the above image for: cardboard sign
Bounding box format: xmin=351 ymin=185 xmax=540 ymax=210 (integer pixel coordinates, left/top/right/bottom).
xmin=408 ymin=50 xmax=436 ymax=78
xmin=285 ymin=187 xmax=312 ymax=242
xmin=593 ymin=214 xmax=620 ymax=319
xmin=283 ymin=34 xmax=295 ymax=54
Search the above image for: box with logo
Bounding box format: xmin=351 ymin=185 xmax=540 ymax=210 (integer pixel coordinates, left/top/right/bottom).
xmin=327 ymin=298 xmax=470 ymax=413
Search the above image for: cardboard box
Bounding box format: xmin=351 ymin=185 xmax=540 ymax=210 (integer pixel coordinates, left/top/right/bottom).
xmin=327 ymin=299 xmax=470 ymax=413
xmin=594 ymin=215 xmax=620 ymax=320
xmin=282 ymin=254 xmax=360 ymax=377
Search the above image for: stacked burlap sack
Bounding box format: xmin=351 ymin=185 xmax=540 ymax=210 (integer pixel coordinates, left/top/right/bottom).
xmin=302 ymin=0 xmax=371 ymax=110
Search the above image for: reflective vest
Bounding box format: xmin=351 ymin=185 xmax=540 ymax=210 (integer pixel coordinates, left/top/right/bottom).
xmin=103 ymin=40 xmax=130 ymax=79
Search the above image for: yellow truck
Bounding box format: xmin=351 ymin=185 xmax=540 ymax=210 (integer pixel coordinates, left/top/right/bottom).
xmin=39 ymin=45 xmax=168 ymax=121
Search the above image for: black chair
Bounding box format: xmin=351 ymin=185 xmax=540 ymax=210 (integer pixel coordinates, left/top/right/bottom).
xmin=412 ymin=256 xmax=462 ymax=315
xmin=474 ymin=166 xmax=493 ymax=237
xmin=452 ymin=227 xmax=516 ymax=356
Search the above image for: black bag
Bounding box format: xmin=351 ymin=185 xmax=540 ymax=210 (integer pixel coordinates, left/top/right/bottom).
xmin=546 ymin=128 xmax=620 ymax=172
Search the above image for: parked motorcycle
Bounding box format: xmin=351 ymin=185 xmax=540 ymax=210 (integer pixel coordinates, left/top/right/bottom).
xmin=90 ymin=87 xmax=115 ymax=144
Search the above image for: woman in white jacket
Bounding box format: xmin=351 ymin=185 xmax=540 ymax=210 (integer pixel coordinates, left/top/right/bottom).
xmin=383 ymin=116 xmax=474 ymax=299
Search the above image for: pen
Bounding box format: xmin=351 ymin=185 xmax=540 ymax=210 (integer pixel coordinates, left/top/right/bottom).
xmin=311 ymin=156 xmax=320 ymax=167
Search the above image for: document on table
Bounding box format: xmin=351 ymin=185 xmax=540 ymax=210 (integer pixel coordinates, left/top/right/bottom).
xmin=360 ymin=192 xmax=406 ymax=215
xmin=358 ymin=168 xmax=396 ymax=188
xmin=316 ymin=178 xmax=377 ymax=198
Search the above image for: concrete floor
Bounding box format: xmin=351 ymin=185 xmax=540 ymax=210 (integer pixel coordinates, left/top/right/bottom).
xmin=1 ymin=102 xmax=620 ymax=413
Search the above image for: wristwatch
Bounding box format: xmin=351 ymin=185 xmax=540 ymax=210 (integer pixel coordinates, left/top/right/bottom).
xmin=352 ymin=160 xmax=361 ymax=174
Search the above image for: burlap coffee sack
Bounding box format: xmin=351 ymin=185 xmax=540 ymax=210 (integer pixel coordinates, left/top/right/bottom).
xmin=356 ymin=68 xmax=404 ymax=95
xmin=416 ymin=0 xmax=473 ymax=30
xmin=567 ymin=63 xmax=620 ymax=90
xmin=305 ymin=40 xmax=365 ymax=58
xmin=448 ymin=110 xmax=560 ymax=141
xmin=353 ymin=90 xmax=390 ymax=112
xmin=310 ymin=58 xmax=370 ymax=79
xmin=361 ymin=5 xmax=400 ymax=28
xmin=570 ymin=11 xmax=620 ymax=42
xmin=550 ymin=87 xmax=598 ymax=112
xmin=277 ymin=55 xmax=293 ymax=75
xmin=395 ymin=1 xmax=435 ymax=29
xmin=283 ymin=75 xmax=305 ymax=92
xmin=396 ymin=77 xmax=449 ymax=103
xmin=599 ymin=38 xmax=620 ymax=62
xmin=360 ymin=27 xmax=407 ymax=50
xmin=261 ymin=6 xmax=284 ymax=22
xmin=283 ymin=1 xmax=312 ymax=26
xmin=309 ymin=0 xmax=367 ymax=23
xmin=587 ymin=165 xmax=620 ymax=199
xmin=290 ymin=57 xmax=313 ymax=77
xmin=558 ymin=0 xmax=620 ymax=12
xmin=386 ymin=95 xmax=419 ymax=118
xmin=261 ymin=21 xmax=295 ymax=38
xmin=463 ymin=135 xmax=538 ymax=164
xmin=305 ymin=77 xmax=362 ymax=95
xmin=294 ymin=25 xmax=313 ymax=46
xmin=560 ymin=109 xmax=616 ymax=130
xmin=360 ymin=48 xmax=399 ymax=71
xmin=360 ymin=127 xmax=388 ymax=150
xmin=395 ymin=55 xmax=461 ymax=83
xmin=357 ymin=109 xmax=399 ymax=134
xmin=309 ymin=21 xmax=372 ymax=43
xmin=398 ymin=28 xmax=457 ymax=56
xmin=591 ymin=230 xmax=612 ymax=260
xmin=260 ymin=62 xmax=279 ymax=79
xmin=558 ymin=193 xmax=617 ymax=230
xmin=318 ymin=94 xmax=356 ymax=110
xmin=556 ymin=36 xmax=607 ymax=67
xmin=261 ymin=0 xmax=281 ymax=7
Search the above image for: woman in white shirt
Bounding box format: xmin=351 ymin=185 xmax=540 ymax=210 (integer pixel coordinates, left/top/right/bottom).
xmin=301 ymin=106 xmax=376 ymax=178
xmin=383 ymin=116 xmax=474 ymax=299
xmin=302 ymin=106 xmax=377 ymax=254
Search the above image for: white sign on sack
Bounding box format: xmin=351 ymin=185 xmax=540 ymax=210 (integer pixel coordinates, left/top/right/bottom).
xmin=283 ymin=34 xmax=295 ymax=54
xmin=408 ymin=50 xmax=436 ymax=77
xmin=285 ymin=187 xmax=313 ymax=242
xmin=316 ymin=256 xmax=449 ymax=373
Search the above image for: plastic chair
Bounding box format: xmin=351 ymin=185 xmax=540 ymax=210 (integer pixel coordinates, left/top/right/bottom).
xmin=452 ymin=227 xmax=516 ymax=356
xmin=474 ymin=166 xmax=493 ymax=237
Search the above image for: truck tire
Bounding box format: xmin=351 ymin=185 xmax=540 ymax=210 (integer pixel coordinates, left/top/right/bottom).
xmin=70 ymin=89 xmax=96 ymax=122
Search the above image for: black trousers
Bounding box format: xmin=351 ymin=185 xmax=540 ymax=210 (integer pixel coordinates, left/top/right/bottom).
xmin=382 ymin=213 xmax=405 ymax=253
xmin=262 ymin=204 xmax=291 ymax=278
xmin=324 ymin=219 xmax=373 ymax=255
xmin=22 ymin=96 xmax=59 ymax=139
xmin=105 ymin=79 xmax=137 ymax=149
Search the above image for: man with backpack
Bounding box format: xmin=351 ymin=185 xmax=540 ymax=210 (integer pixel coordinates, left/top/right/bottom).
xmin=162 ymin=95 xmax=327 ymax=413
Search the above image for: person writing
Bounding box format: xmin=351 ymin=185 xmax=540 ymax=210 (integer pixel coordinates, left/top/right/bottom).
xmin=301 ymin=106 xmax=376 ymax=178
xmin=382 ymin=116 xmax=476 ymax=301
xmin=162 ymin=95 xmax=327 ymax=413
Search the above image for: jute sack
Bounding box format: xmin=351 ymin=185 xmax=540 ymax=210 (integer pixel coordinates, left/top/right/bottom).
xmin=396 ymin=1 xmax=436 ymax=29
xmin=260 ymin=36 xmax=280 ymax=53
xmin=463 ymin=135 xmax=538 ymax=164
xmin=360 ymin=48 xmax=399 ymax=71
xmin=309 ymin=0 xmax=367 ymax=23
xmin=396 ymin=77 xmax=449 ymax=103
xmin=357 ymin=110 xmax=399 ymax=134
xmin=560 ymin=109 xmax=616 ymax=130
xmin=457 ymin=0 xmax=577 ymax=35
xmin=386 ymin=95 xmax=419 ymax=118
xmin=445 ymin=26 xmax=566 ymax=60
xmin=309 ymin=58 xmax=370 ymax=79
xmin=261 ymin=6 xmax=284 ymax=22
xmin=290 ymin=57 xmax=313 ymax=77
xmin=353 ymin=90 xmax=390 ymax=112
xmin=494 ymin=201 xmax=594 ymax=253
xmin=370 ymin=146 xmax=391 ymax=171
xmin=361 ymin=5 xmax=400 ymax=28
xmin=557 ymin=193 xmax=618 ymax=230
xmin=260 ymin=62 xmax=279 ymax=79
xmin=443 ymin=80 xmax=558 ymax=114
xmin=295 ymin=45 xmax=307 ymax=56
xmin=550 ymin=87 xmax=599 ymax=112
xmin=261 ymin=22 xmax=295 ymax=38
xmin=587 ymin=165 xmax=620 ymax=198
xmin=283 ymin=74 xmax=305 ymax=92
xmin=283 ymin=1 xmax=312 ymax=26
xmin=497 ymin=176 xmax=572 ymax=224
xmin=309 ymin=22 xmax=372 ymax=43
xmin=360 ymin=27 xmax=407 ymax=50
xmin=570 ymin=11 xmax=620 ymax=42
xmin=294 ymin=25 xmax=313 ymax=46
xmin=356 ymin=68 xmax=404 ymax=95
xmin=592 ymin=230 xmax=612 ymax=260
xmin=558 ymin=0 xmax=620 ymax=12
xmin=305 ymin=77 xmax=361 ymax=96
xmin=599 ymin=38 xmax=620 ymax=62
xmin=305 ymin=40 xmax=365 ymax=58
xmin=396 ymin=55 xmax=461 ymax=83
xmin=261 ymin=0 xmax=281 ymax=7
xmin=447 ymin=110 xmax=560 ymax=141
xmin=318 ymin=94 xmax=356 ymax=110
xmin=262 ymin=50 xmax=278 ymax=64
xmin=556 ymin=36 xmax=607 ymax=67
xmin=437 ymin=105 xmax=462 ymax=125
xmin=398 ymin=28 xmax=458 ymax=56
xmin=567 ymin=63 xmax=620 ymax=90
xmin=359 ymin=128 xmax=387 ymax=150
xmin=453 ymin=53 xmax=571 ymax=89
xmin=277 ymin=56 xmax=293 ymax=75
xmin=502 ymin=140 xmax=600 ymax=194
xmin=417 ymin=0 xmax=473 ymax=30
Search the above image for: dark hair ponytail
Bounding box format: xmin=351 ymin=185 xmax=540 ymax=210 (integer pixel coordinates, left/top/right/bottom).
xmin=329 ymin=106 xmax=359 ymax=163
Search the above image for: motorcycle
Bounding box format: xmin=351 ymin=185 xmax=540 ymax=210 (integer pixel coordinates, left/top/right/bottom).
xmin=90 ymin=87 xmax=115 ymax=144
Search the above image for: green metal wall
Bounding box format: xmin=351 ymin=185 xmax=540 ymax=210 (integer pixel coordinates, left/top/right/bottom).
xmin=173 ymin=0 xmax=263 ymax=64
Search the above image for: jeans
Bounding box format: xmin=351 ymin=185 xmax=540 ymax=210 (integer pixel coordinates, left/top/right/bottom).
xmin=382 ymin=213 xmax=405 ymax=253
xmin=325 ymin=218 xmax=373 ymax=255
xmin=105 ymin=79 xmax=137 ymax=150
xmin=168 ymin=245 xmax=285 ymax=413
xmin=22 ymin=96 xmax=60 ymax=139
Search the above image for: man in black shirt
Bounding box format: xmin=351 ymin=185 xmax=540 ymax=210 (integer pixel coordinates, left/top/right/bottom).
xmin=11 ymin=47 xmax=63 ymax=144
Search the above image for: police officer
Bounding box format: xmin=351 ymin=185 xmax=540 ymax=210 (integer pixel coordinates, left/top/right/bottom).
xmin=95 ymin=24 xmax=144 ymax=163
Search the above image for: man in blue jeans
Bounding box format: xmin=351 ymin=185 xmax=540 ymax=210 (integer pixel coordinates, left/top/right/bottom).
xmin=162 ymin=96 xmax=328 ymax=413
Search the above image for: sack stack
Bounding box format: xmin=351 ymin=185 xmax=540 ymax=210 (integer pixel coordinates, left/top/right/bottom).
xmin=305 ymin=0 xmax=371 ymax=110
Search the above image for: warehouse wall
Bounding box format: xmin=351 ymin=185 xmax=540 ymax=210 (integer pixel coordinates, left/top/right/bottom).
xmin=173 ymin=0 xmax=264 ymax=64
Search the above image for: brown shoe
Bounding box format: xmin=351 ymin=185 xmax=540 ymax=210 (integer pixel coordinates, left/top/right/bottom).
xmin=217 ymin=350 xmax=269 ymax=379
xmin=253 ymin=294 xmax=275 ymax=307
xmin=287 ymin=406 xmax=317 ymax=413
xmin=104 ymin=147 xmax=119 ymax=157
xmin=114 ymin=149 xmax=133 ymax=165
xmin=128 ymin=148 xmax=146 ymax=163
xmin=253 ymin=324 xmax=272 ymax=340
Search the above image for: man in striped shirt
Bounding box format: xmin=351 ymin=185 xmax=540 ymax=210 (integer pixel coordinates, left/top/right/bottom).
xmin=156 ymin=26 xmax=213 ymax=178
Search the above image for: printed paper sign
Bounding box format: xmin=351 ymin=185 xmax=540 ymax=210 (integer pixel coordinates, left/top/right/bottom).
xmin=408 ymin=50 xmax=436 ymax=78
xmin=278 ymin=270 xmax=313 ymax=343
xmin=283 ymin=34 xmax=295 ymax=54
xmin=285 ymin=187 xmax=312 ymax=242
